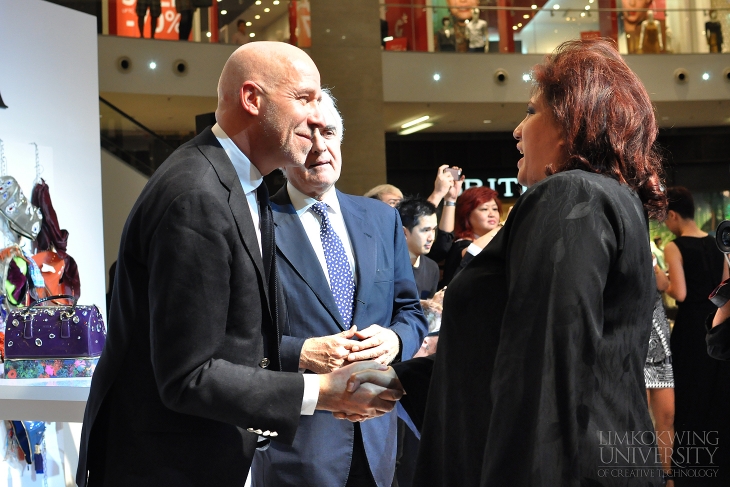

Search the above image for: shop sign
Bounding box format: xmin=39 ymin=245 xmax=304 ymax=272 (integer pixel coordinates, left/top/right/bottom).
xmin=111 ymin=0 xmax=182 ymax=40
xmin=463 ymin=177 xmax=524 ymax=198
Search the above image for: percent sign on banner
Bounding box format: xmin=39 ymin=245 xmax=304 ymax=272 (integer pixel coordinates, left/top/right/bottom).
xmin=113 ymin=0 xmax=182 ymax=40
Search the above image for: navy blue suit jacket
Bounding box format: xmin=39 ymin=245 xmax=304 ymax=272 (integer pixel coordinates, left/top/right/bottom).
xmin=251 ymin=186 xmax=427 ymax=487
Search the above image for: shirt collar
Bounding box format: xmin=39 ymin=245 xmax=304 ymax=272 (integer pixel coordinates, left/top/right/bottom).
xmin=286 ymin=181 xmax=340 ymax=216
xmin=212 ymin=123 xmax=263 ymax=194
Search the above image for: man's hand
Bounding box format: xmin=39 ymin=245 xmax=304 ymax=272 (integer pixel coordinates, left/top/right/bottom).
xmin=300 ymin=326 xmax=358 ymax=373
xmin=317 ymin=361 xmax=403 ymax=420
xmin=446 ymin=169 xmax=465 ymax=202
xmin=332 ymin=366 xmax=404 ymax=421
xmin=346 ymin=325 xmax=400 ymax=365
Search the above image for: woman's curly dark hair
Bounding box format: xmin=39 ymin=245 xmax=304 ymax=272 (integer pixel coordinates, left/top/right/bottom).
xmin=532 ymin=38 xmax=667 ymax=220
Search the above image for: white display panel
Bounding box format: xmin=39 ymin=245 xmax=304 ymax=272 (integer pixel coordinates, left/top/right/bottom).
xmin=0 ymin=0 xmax=106 ymax=313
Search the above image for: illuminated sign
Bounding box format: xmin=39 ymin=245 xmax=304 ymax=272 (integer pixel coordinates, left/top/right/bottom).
xmin=463 ymin=178 xmax=525 ymax=198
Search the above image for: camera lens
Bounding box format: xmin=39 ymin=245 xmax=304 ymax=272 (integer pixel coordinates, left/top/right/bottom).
xmin=716 ymin=220 xmax=730 ymax=253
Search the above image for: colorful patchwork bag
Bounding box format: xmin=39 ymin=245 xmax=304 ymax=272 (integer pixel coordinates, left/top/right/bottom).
xmin=3 ymin=295 xmax=106 ymax=378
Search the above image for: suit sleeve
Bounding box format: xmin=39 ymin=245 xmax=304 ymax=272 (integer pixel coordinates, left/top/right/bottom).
xmin=146 ymin=189 xmax=304 ymax=444
xmin=391 ymin=356 xmax=434 ymax=431
xmin=389 ymin=210 xmax=429 ymax=361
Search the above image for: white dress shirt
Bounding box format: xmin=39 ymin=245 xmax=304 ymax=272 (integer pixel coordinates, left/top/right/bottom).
xmin=212 ymin=123 xmax=318 ymax=415
xmin=286 ymin=181 xmax=357 ymax=287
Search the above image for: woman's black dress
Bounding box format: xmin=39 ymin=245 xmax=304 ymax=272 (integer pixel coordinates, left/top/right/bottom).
xmin=393 ymin=170 xmax=662 ymax=486
xmin=670 ymin=236 xmax=730 ymax=485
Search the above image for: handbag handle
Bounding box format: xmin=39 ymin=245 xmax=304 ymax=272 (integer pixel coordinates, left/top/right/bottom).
xmin=22 ymin=294 xmax=77 ymax=339
xmin=30 ymin=294 xmax=77 ymax=308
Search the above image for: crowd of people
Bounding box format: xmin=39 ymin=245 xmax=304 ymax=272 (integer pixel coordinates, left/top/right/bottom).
xmin=78 ymin=37 xmax=730 ymax=487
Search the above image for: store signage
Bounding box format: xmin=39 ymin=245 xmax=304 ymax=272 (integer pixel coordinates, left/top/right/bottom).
xmin=0 ymin=90 xmax=7 ymax=109
xmin=463 ymin=177 xmax=525 ymax=198
xmin=111 ymin=0 xmax=181 ymax=40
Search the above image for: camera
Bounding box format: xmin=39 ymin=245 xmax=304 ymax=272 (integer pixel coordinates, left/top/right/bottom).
xmin=710 ymin=220 xmax=730 ymax=307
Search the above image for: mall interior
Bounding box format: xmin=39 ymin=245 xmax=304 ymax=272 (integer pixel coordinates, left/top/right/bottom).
xmin=1 ymin=0 xmax=730 ymax=485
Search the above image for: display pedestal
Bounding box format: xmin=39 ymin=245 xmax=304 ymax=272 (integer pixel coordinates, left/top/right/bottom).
xmin=0 ymin=378 xmax=90 ymax=422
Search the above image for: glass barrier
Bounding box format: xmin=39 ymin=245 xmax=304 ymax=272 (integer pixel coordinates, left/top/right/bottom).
xmin=380 ymin=1 xmax=729 ymax=55
xmin=99 ymin=97 xmax=186 ymax=176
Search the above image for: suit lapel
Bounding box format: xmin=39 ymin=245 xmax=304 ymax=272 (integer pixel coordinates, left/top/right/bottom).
xmin=195 ymin=128 xmax=270 ymax=307
xmin=271 ymin=187 xmax=347 ymax=331
xmin=338 ymin=191 xmax=376 ymax=328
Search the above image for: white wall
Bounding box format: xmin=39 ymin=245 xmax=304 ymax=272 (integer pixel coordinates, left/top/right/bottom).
xmin=0 ymin=0 xmax=106 ymax=313
xmin=101 ymin=149 xmax=149 ymax=289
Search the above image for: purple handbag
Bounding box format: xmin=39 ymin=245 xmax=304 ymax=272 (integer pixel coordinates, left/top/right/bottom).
xmin=3 ymin=295 xmax=106 ymax=378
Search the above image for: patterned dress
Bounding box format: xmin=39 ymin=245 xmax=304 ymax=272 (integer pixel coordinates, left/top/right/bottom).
xmin=644 ymin=292 xmax=674 ymax=388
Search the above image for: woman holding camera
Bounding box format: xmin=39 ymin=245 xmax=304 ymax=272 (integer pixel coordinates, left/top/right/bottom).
xmin=347 ymin=39 xmax=667 ymax=486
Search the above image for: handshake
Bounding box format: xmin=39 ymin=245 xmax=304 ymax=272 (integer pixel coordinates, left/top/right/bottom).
xmin=315 ymin=361 xmax=404 ymax=422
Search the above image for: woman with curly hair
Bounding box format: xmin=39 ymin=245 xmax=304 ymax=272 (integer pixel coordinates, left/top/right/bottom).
xmin=346 ymin=38 xmax=667 ymax=486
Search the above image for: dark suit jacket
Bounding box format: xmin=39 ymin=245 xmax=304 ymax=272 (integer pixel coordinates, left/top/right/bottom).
xmin=251 ymin=187 xmax=428 ymax=487
xmin=77 ymin=128 xmax=305 ymax=487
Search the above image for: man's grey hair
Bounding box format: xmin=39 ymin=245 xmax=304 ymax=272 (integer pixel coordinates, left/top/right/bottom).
xmin=321 ymin=88 xmax=344 ymax=142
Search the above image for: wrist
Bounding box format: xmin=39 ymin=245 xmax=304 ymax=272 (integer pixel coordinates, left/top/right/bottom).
xmin=444 ymin=201 xmax=456 ymax=207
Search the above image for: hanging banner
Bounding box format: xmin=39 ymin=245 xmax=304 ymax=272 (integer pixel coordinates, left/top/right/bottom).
xmin=109 ymin=0 xmax=182 ymax=40
xmin=297 ymin=0 xmax=312 ymax=48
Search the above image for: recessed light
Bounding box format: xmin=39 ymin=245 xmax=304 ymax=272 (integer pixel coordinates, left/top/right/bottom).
xmin=249 ymin=32 xmax=256 ymax=37
xmin=433 ymin=73 xmax=441 ymax=81
xmin=383 ymin=36 xmax=394 ymax=42
xmin=255 ymin=0 xmax=261 ymax=4
xmin=206 ymin=31 xmax=212 ymax=38
xmin=255 ymin=15 xmax=260 ymax=19
xmin=531 ymin=4 xmax=537 ymax=9
xmin=483 ymin=120 xmax=492 ymax=124
xmin=585 ymin=5 xmax=591 ymax=10
xmin=273 ymin=0 xmax=280 ymax=4
xmin=401 ymin=116 xmax=430 ymax=129
xmin=264 ymin=7 xmax=270 ymax=12
xmin=149 ymin=61 xmax=157 ymax=69
xmin=246 ymin=21 xmax=252 ymax=26
xmin=221 ymin=9 xmax=227 ymax=15
xmin=581 ymin=12 xmax=586 ymax=17
xmin=512 ymin=25 xmax=518 ymax=30
xmin=518 ymin=23 xmax=523 ymax=27
xmin=554 ymin=4 xmax=560 ymax=9
xmin=523 ymin=14 xmax=530 ymax=19
xmin=522 ymin=73 xmax=531 ymax=81
xmin=703 ymin=72 xmax=710 ymax=80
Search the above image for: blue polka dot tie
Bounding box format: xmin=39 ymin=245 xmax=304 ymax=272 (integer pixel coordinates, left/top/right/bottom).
xmin=311 ymin=201 xmax=355 ymax=328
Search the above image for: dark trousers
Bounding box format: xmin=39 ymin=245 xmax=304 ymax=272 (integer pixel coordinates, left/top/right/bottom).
xmin=345 ymin=423 xmax=377 ymax=487
xmin=179 ymin=10 xmax=193 ymax=41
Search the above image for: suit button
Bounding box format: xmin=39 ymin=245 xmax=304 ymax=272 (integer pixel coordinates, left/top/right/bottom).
xmin=259 ymin=358 xmax=270 ymax=368
xmin=247 ymin=428 xmax=255 ymax=433
xmin=270 ymin=431 xmax=278 ymax=437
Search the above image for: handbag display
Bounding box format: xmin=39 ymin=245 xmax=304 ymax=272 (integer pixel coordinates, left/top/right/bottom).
xmin=9 ymin=420 xmax=46 ymax=473
xmin=3 ymin=295 xmax=106 ymax=378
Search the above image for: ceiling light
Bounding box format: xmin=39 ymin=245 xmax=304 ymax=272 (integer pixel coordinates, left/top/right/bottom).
xmin=531 ymin=4 xmax=537 ymax=9
xmin=383 ymin=36 xmax=393 ymax=42
xmin=523 ymin=14 xmax=530 ymax=19
xmin=221 ymin=9 xmax=227 ymax=15
xmin=433 ymin=73 xmax=441 ymax=81
xmin=398 ymin=122 xmax=434 ymax=135
xmin=246 ymin=21 xmax=252 ymax=26
xmin=585 ymin=5 xmax=591 ymax=10
xmin=518 ymin=22 xmax=523 ymax=27
xmin=273 ymin=0 xmax=280 ymax=4
xmin=401 ymin=116 xmax=430 ymax=129
xmin=206 ymin=31 xmax=212 ymax=37
xmin=703 ymin=72 xmax=710 ymax=80
xmin=483 ymin=120 xmax=492 ymax=124
xmin=522 ymin=73 xmax=531 ymax=81
xmin=264 ymin=7 xmax=270 ymax=12
xmin=149 ymin=61 xmax=157 ymax=69
xmin=249 ymin=32 xmax=256 ymax=37
xmin=581 ymin=12 xmax=586 ymax=17
xmin=255 ymin=15 xmax=260 ymax=19
xmin=554 ymin=4 xmax=560 ymax=9
xmin=513 ymin=25 xmax=518 ymax=30
xmin=255 ymin=0 xmax=261 ymax=4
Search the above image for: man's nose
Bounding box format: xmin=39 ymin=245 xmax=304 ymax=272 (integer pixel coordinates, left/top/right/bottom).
xmin=309 ymin=101 xmax=326 ymax=130
xmin=310 ymin=129 xmax=327 ymax=154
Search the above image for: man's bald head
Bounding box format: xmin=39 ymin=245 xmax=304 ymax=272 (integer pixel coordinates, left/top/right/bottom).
xmin=214 ymin=41 xmax=325 ymax=177
xmin=217 ymin=42 xmax=318 ymax=114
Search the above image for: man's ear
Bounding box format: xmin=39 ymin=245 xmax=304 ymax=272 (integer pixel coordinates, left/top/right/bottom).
xmin=402 ymin=226 xmax=410 ymax=240
xmin=240 ymin=81 xmax=262 ymax=116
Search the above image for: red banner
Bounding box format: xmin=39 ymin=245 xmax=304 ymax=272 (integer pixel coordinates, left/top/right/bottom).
xmin=110 ymin=0 xmax=182 ymax=40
